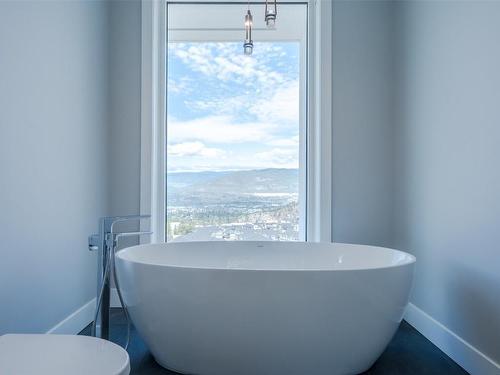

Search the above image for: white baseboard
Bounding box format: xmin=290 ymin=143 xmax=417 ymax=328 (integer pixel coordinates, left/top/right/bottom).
xmin=404 ymin=302 xmax=500 ymax=375
xmin=46 ymin=298 xmax=96 ymax=335
xmin=46 ymin=288 xmax=122 ymax=335
xmin=44 ymin=290 xmax=122 ymax=336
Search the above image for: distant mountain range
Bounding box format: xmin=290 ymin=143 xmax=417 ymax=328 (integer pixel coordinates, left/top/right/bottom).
xmin=167 ymin=168 xmax=298 ymax=196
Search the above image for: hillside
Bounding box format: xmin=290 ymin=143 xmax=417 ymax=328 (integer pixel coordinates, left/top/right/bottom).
xmin=167 ymin=168 xmax=298 ymax=196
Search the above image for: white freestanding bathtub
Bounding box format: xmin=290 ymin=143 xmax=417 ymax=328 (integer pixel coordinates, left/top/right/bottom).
xmin=115 ymin=241 xmax=415 ymax=375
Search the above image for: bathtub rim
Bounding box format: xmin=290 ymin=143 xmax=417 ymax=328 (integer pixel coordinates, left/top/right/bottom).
xmin=115 ymin=241 xmax=416 ymax=272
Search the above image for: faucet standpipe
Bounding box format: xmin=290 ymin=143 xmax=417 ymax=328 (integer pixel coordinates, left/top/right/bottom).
xmin=88 ymin=215 xmax=152 ymax=345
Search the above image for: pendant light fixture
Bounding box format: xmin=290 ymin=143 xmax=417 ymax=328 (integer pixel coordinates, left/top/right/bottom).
xmin=265 ymin=0 xmax=277 ymax=29
xmin=243 ymin=1 xmax=278 ymax=55
xmin=243 ymin=8 xmax=254 ymax=55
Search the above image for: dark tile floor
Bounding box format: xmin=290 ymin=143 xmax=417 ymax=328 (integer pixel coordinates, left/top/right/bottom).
xmin=80 ymin=308 xmax=468 ymax=375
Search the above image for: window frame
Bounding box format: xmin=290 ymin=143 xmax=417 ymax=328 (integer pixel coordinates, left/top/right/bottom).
xmin=140 ymin=0 xmax=332 ymax=243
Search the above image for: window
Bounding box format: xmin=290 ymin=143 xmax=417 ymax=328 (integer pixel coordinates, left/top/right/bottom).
xmin=140 ymin=1 xmax=332 ymax=243
xmin=166 ymin=3 xmax=307 ymax=242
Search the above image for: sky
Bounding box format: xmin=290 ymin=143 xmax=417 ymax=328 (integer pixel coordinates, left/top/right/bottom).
xmin=167 ymin=42 xmax=300 ymax=172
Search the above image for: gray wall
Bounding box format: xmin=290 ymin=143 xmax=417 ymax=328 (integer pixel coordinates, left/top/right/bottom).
xmin=108 ymin=0 xmax=142 ymax=218
xmin=332 ymin=0 xmax=500 ymax=364
xmin=394 ymin=1 xmax=500 ymax=363
xmin=331 ymin=0 xmax=395 ymax=247
xmin=0 ymin=1 xmax=109 ymax=334
xmin=107 ymin=0 xmax=143 ymax=252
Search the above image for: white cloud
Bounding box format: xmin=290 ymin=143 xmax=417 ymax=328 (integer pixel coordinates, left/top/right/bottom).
xmin=250 ymin=80 xmax=299 ymax=124
xmin=167 ymin=142 xmax=226 ymax=158
xmin=169 ymin=42 xmax=291 ymax=91
xmin=167 ymin=115 xmax=277 ymax=144
xmin=185 ymin=80 xmax=300 ymax=129
xmin=168 ymin=76 xmax=193 ymax=94
xmin=267 ymin=135 xmax=300 ymax=147
xmin=255 ymin=148 xmax=299 ymax=168
xmin=185 ymin=96 xmax=248 ymax=116
xmin=167 ymin=145 xmax=300 ymax=172
xmin=167 ymin=42 xmax=301 ymax=171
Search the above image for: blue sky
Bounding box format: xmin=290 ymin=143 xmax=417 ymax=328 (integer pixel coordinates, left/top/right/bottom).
xmin=167 ymin=42 xmax=300 ymax=172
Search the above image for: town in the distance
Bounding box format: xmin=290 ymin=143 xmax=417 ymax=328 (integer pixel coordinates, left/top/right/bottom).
xmin=166 ymin=168 xmax=300 ymax=242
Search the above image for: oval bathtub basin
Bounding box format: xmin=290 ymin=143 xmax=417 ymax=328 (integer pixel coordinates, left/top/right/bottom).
xmin=115 ymin=241 xmax=415 ymax=375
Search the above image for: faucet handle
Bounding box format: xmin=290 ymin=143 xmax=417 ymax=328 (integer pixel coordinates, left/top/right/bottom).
xmin=88 ymin=234 xmax=99 ymax=251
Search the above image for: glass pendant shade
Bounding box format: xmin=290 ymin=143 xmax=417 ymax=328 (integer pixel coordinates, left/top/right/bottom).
xmin=265 ymin=0 xmax=277 ymax=29
xmin=244 ymin=10 xmax=253 ymax=55
xmin=243 ymin=44 xmax=253 ymax=55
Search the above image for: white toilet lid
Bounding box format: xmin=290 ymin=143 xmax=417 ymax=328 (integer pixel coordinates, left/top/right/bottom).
xmin=0 ymin=334 xmax=130 ymax=375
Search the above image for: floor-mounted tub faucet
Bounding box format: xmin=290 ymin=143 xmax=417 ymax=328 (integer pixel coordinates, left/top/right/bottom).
xmin=88 ymin=215 xmax=152 ymax=343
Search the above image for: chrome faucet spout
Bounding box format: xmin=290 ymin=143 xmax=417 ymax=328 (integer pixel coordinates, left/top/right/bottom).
xmin=115 ymin=231 xmax=153 ymax=239
xmin=110 ymin=215 xmax=151 ymax=234
xmin=105 ymin=231 xmax=153 ymax=249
